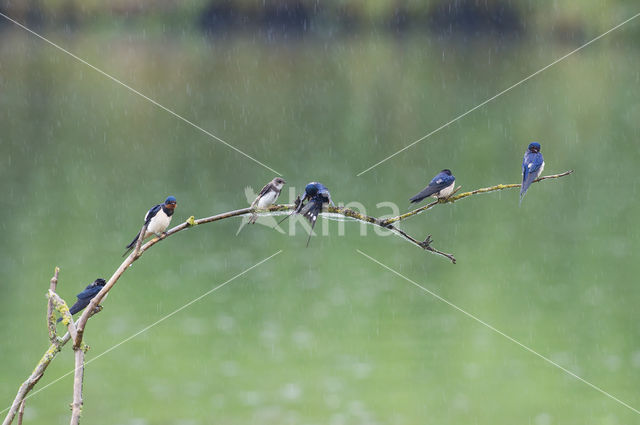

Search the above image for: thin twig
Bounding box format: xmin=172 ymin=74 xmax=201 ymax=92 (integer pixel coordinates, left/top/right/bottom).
xmin=384 ymin=170 xmax=574 ymax=225
xmin=16 ymin=402 xmax=24 ymax=425
xmin=321 ymin=205 xmax=457 ymax=262
xmin=46 ymin=267 xmax=60 ymax=343
xmin=389 ymin=228 xmax=457 ymax=264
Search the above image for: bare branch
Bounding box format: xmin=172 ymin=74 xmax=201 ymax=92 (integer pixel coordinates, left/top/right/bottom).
xmin=317 ymin=205 xmax=457 ymax=262
xmin=389 ymin=228 xmax=457 ymax=264
xmin=16 ymin=402 xmax=25 ymax=425
xmin=70 ymin=349 xmax=84 ymax=425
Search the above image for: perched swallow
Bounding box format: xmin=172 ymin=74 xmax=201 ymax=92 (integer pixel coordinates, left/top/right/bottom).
xmin=520 ymin=142 xmax=545 ymax=205
xmin=249 ymin=177 xmax=286 ymax=224
xmin=57 ymin=278 xmax=107 ymax=323
xmin=123 ymin=196 xmax=177 ymax=257
xmin=295 ymin=182 xmax=333 ymax=247
xmin=409 ymin=169 xmax=455 ymax=203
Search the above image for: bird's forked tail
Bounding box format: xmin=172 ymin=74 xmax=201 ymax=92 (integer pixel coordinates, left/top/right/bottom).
xmin=122 ymin=232 xmax=140 ymax=257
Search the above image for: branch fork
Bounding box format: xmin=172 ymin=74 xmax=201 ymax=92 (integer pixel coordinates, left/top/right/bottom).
xmin=419 ymin=235 xmax=434 ymax=249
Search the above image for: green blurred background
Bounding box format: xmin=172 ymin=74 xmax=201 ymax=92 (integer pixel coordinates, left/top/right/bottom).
xmin=1 ymin=1 xmax=639 ymax=424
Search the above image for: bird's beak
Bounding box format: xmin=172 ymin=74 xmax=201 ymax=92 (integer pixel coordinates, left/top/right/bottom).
xmin=168 ymin=203 xmax=176 ymax=209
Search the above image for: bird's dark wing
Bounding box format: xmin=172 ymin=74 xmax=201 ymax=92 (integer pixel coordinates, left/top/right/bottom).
xmin=528 ymin=153 xmax=544 ymax=175
xmin=409 ymin=186 xmax=438 ymax=203
xmin=57 ymin=283 xmax=99 ymax=322
xmin=124 ymin=232 xmax=140 ymax=254
xmin=299 ymin=199 xmax=323 ymax=247
xmin=125 ymin=205 xmax=159 ymax=254
xmin=124 ymin=204 xmax=161 ymax=255
xmin=317 ymin=189 xmax=333 ymax=206
xmin=67 ymin=298 xmax=91 ymax=316
xmin=68 ymin=284 xmax=103 ymax=315
xmin=300 ymin=199 xmax=323 ymax=224
xmin=409 ymin=175 xmax=454 ymax=203
xmin=258 ymin=183 xmax=274 ymax=198
xmin=439 ymin=174 xmax=455 ymax=188
xmin=409 ymin=183 xmax=442 ymax=203
xmin=76 ymin=284 xmax=103 ymax=301
xmin=520 ymin=153 xmax=544 ymax=200
xmin=251 ymin=183 xmax=273 ymax=208
xmin=144 ymin=204 xmax=163 ymax=226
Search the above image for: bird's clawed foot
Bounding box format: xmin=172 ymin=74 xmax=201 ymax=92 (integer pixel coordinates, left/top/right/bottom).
xmin=87 ymin=304 xmax=103 ymax=319
xmin=438 ymin=186 xmax=461 ymax=203
xmin=419 ymin=235 xmax=433 ymax=249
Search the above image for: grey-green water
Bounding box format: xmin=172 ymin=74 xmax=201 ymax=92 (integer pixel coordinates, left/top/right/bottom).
xmin=1 ymin=28 xmax=639 ymax=425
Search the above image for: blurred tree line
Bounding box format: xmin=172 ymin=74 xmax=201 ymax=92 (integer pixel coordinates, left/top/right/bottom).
xmin=0 ymin=0 xmax=638 ymax=41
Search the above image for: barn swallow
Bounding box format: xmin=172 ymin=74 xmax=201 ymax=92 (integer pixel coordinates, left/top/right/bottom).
xmin=520 ymin=142 xmax=545 ymax=205
xmin=409 ymin=169 xmax=455 ymax=203
xmin=123 ymin=196 xmax=177 ymax=257
xmin=57 ymin=278 xmax=106 ymax=323
xmin=295 ymin=182 xmax=333 ymax=247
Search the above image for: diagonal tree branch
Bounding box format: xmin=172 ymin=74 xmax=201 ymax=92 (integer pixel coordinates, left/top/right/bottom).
xmin=132 ymin=222 xmax=149 ymax=258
